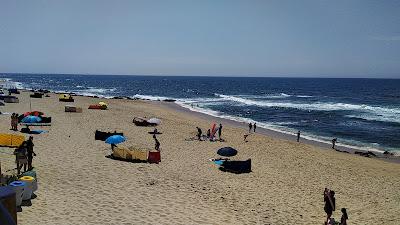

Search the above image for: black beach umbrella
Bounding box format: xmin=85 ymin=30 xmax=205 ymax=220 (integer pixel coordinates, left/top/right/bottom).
xmin=217 ymin=147 xmax=238 ymax=157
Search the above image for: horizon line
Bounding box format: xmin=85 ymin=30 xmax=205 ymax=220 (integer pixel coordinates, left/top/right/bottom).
xmin=1 ymin=72 xmax=399 ymax=79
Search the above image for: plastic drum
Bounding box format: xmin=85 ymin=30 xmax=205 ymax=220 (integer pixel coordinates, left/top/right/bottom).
xmin=19 ymin=176 xmax=34 ymax=200
xmin=9 ymin=181 xmax=26 ymax=206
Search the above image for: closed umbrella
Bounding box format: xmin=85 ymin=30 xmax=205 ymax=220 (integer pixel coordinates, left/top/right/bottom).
xmin=21 ymin=116 xmax=42 ymax=123
xmin=217 ymin=147 xmax=238 ymax=157
xmin=105 ymin=135 xmax=126 ymax=144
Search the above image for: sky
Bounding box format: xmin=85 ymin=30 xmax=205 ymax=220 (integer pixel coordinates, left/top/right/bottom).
xmin=0 ymin=0 xmax=399 ymax=78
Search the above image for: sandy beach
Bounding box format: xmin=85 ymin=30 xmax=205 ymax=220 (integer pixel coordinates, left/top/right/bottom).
xmin=1 ymin=91 xmax=400 ymax=225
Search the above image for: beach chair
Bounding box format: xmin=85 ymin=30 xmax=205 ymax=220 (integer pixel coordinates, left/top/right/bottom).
xmin=132 ymin=149 xmax=148 ymax=161
xmin=148 ymin=151 xmax=161 ymax=164
xmin=112 ymin=147 xmax=128 ymax=159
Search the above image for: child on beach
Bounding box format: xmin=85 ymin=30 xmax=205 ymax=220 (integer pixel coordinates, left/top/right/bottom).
xmin=340 ymin=208 xmax=348 ymax=225
xmin=196 ymin=127 xmax=202 ymax=141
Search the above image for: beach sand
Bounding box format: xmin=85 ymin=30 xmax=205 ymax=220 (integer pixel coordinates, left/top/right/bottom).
xmin=1 ymin=91 xmax=399 ymax=225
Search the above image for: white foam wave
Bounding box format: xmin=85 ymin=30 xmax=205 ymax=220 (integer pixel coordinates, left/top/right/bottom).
xmin=215 ymin=94 xmax=400 ymax=123
xmin=296 ymin=95 xmax=313 ymax=98
xmin=345 ymin=114 xmax=400 ymax=124
xmin=176 ymin=101 xmax=392 ymax=153
xmin=224 ymin=93 xmax=292 ymax=99
xmin=1 ymin=78 xmax=24 ymax=89
xmin=133 ymin=94 xmax=171 ymax=101
xmin=85 ymin=88 xmax=116 ymax=93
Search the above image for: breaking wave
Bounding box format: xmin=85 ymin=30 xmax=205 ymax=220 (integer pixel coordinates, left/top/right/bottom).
xmin=215 ymin=94 xmax=400 ymax=124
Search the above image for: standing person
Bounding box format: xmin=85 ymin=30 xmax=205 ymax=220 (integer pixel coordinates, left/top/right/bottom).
xmin=253 ymin=123 xmax=257 ymax=132
xmin=14 ymin=113 xmax=19 ymax=131
xmin=154 ymin=136 xmax=160 ymax=151
xmin=248 ymin=123 xmax=252 ymax=133
xmin=26 ymin=136 xmax=36 ymax=171
xmin=297 ymin=131 xmax=301 ymax=142
xmin=14 ymin=142 xmax=28 ymax=175
xmin=332 ymin=138 xmax=337 ymax=149
xmin=218 ymin=123 xmax=223 ymax=139
xmin=324 ymin=188 xmax=336 ymax=224
xmin=196 ymin=127 xmax=202 ymax=141
xmin=11 ymin=113 xmax=15 ymax=130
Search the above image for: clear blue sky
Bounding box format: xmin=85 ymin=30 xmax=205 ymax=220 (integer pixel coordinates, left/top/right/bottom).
xmin=1 ymin=0 xmax=399 ymax=77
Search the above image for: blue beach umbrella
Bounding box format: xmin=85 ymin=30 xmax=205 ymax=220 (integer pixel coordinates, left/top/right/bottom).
xmin=105 ymin=135 xmax=126 ymax=145
xmin=21 ymin=116 xmax=42 ymax=123
xmin=217 ymin=147 xmax=238 ymax=157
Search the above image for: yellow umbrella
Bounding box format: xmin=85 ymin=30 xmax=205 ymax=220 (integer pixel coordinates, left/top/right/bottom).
xmin=98 ymin=102 xmax=108 ymax=106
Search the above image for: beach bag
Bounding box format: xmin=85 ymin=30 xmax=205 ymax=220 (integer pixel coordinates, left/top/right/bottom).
xmin=148 ymin=151 xmax=161 ymax=164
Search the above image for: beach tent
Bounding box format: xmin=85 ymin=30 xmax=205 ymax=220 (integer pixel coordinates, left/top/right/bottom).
xmin=88 ymin=103 xmax=107 ymax=110
xmin=147 ymin=118 xmax=161 ymax=125
xmin=23 ymin=111 xmax=44 ymax=117
xmin=59 ymin=94 xmax=74 ymax=102
xmin=8 ymin=88 xmax=19 ymax=94
xmin=30 ymin=93 xmax=43 ymax=98
xmin=219 ymin=159 xmax=252 ymax=173
xmin=3 ymin=96 xmax=19 ymax=103
xmin=0 ymin=134 xmax=24 ymax=147
xmin=65 ymin=105 xmax=82 ymax=113
xmin=132 ymin=117 xmax=160 ymax=126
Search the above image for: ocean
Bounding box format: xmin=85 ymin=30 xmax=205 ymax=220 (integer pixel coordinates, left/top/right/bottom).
xmin=2 ymin=74 xmax=400 ymax=153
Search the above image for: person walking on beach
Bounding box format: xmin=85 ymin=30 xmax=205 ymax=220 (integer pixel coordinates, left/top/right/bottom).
xmin=323 ymin=188 xmax=336 ymax=224
xmin=196 ymin=127 xmax=202 ymax=141
xmin=297 ymin=131 xmax=301 ymax=142
xmin=154 ymin=136 xmax=160 ymax=151
xmin=248 ymin=123 xmax=252 ymax=133
xmin=253 ymin=123 xmax=257 ymax=132
xmin=332 ymin=138 xmax=337 ymax=149
xmin=218 ymin=123 xmax=223 ymax=139
xmin=26 ymin=136 xmax=36 ymax=171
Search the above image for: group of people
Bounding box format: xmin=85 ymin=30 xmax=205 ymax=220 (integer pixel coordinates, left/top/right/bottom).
xmin=196 ymin=123 xmax=223 ymax=141
xmin=296 ymin=130 xmax=338 ymax=150
xmin=248 ymin=122 xmax=256 ymax=133
xmin=324 ymin=188 xmax=348 ymax=225
xmin=14 ymin=136 xmax=36 ymax=175
xmin=10 ymin=113 xmax=19 ymax=131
